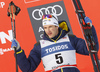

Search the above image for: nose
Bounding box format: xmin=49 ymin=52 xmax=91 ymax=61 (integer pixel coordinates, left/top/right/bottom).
xmin=46 ymin=27 xmax=50 ymax=32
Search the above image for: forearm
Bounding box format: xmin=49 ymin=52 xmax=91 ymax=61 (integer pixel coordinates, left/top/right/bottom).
xmin=14 ymin=48 xmax=41 ymax=72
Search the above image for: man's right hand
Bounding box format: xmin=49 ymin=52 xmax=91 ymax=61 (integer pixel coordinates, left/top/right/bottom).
xmin=11 ymin=39 xmax=20 ymax=51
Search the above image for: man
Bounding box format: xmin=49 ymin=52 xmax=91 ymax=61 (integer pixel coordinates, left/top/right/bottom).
xmin=11 ymin=14 xmax=99 ymax=72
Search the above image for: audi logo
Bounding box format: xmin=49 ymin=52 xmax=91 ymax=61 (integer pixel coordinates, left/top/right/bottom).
xmin=32 ymin=5 xmax=63 ymax=20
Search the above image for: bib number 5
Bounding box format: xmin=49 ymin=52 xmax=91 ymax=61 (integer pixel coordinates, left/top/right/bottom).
xmin=55 ymin=53 xmax=63 ymax=64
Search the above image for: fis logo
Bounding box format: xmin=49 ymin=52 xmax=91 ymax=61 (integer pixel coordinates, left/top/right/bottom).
xmin=0 ymin=2 xmax=5 ymax=8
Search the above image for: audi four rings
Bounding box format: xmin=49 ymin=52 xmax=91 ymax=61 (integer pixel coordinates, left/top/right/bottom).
xmin=32 ymin=5 xmax=63 ymax=20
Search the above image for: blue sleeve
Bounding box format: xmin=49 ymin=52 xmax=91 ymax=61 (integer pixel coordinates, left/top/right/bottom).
xmin=91 ymin=26 xmax=99 ymax=51
xmin=69 ymin=25 xmax=99 ymax=55
xmin=16 ymin=43 xmax=41 ymax=72
xmin=69 ymin=35 xmax=89 ymax=55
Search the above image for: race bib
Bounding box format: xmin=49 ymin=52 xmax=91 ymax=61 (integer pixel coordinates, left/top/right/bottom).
xmin=40 ymin=34 xmax=76 ymax=71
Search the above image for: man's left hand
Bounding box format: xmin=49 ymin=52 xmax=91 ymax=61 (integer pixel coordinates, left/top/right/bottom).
xmin=84 ymin=17 xmax=92 ymax=27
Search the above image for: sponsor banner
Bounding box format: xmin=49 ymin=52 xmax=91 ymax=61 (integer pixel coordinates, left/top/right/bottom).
xmin=0 ymin=0 xmax=100 ymax=72
xmin=27 ymin=1 xmax=73 ymax=41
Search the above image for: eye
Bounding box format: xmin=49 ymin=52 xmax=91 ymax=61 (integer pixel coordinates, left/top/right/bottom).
xmin=43 ymin=27 xmax=47 ymax=29
xmin=49 ymin=26 xmax=52 ymax=28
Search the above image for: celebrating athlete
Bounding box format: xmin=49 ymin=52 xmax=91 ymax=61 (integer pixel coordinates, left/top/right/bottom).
xmin=11 ymin=14 xmax=99 ymax=72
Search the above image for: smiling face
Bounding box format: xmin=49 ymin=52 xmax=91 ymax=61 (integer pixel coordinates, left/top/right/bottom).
xmin=43 ymin=25 xmax=59 ymax=38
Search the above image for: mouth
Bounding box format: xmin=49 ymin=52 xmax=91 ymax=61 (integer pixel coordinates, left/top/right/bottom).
xmin=48 ymin=32 xmax=52 ymax=36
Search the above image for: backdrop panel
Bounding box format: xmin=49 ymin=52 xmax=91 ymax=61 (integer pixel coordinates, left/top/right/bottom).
xmin=0 ymin=0 xmax=100 ymax=72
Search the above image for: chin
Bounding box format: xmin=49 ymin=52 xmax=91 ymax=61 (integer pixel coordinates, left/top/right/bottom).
xmin=48 ymin=36 xmax=52 ymax=38
xmin=47 ymin=35 xmax=51 ymax=38
xmin=49 ymin=36 xmax=54 ymax=38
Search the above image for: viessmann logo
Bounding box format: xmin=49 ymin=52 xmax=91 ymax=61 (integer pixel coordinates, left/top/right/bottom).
xmin=0 ymin=2 xmax=5 ymax=8
xmin=0 ymin=30 xmax=13 ymax=55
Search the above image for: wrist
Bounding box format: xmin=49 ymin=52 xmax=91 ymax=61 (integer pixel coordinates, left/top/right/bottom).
xmin=16 ymin=47 xmax=21 ymax=52
xmin=15 ymin=47 xmax=23 ymax=54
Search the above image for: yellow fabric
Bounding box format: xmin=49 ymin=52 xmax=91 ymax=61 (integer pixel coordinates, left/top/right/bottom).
xmin=61 ymin=68 xmax=63 ymax=72
xmin=59 ymin=21 xmax=68 ymax=31
xmin=16 ymin=49 xmax=23 ymax=54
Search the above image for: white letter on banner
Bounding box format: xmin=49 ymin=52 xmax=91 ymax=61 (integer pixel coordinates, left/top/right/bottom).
xmin=0 ymin=30 xmax=13 ymax=44
xmin=40 ymin=34 xmax=43 ymax=39
xmin=0 ymin=2 xmax=5 ymax=8
xmin=38 ymin=27 xmax=44 ymax=32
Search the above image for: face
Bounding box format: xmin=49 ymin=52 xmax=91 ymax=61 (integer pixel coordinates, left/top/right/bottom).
xmin=43 ymin=25 xmax=59 ymax=38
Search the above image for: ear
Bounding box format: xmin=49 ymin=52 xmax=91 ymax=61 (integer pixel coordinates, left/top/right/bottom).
xmin=59 ymin=21 xmax=69 ymax=31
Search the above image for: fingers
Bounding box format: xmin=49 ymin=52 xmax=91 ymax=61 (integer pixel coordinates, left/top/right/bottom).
xmin=11 ymin=42 xmax=17 ymax=49
xmin=84 ymin=17 xmax=92 ymax=27
xmin=11 ymin=39 xmax=20 ymax=50
xmin=84 ymin=17 xmax=92 ymax=23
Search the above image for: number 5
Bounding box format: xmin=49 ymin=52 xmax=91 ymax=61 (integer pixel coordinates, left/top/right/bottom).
xmin=55 ymin=53 xmax=63 ymax=64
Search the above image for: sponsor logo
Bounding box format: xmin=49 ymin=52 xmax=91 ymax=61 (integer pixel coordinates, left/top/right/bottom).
xmin=0 ymin=2 xmax=5 ymax=8
xmin=27 ymin=1 xmax=73 ymax=41
xmin=0 ymin=30 xmax=13 ymax=44
xmin=0 ymin=48 xmax=13 ymax=55
xmin=0 ymin=30 xmax=13 ymax=55
xmin=38 ymin=27 xmax=44 ymax=38
xmin=32 ymin=5 xmax=63 ymax=20
xmin=54 ymin=22 xmax=58 ymax=25
xmin=45 ymin=44 xmax=68 ymax=53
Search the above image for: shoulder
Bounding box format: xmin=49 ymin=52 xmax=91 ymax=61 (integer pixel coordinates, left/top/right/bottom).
xmin=35 ymin=41 xmax=40 ymax=47
xmin=32 ymin=42 xmax=41 ymax=51
xmin=68 ymin=34 xmax=75 ymax=37
xmin=67 ymin=34 xmax=77 ymax=43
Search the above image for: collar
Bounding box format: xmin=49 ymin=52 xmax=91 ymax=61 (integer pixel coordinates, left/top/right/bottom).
xmin=43 ymin=27 xmax=68 ymax=42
